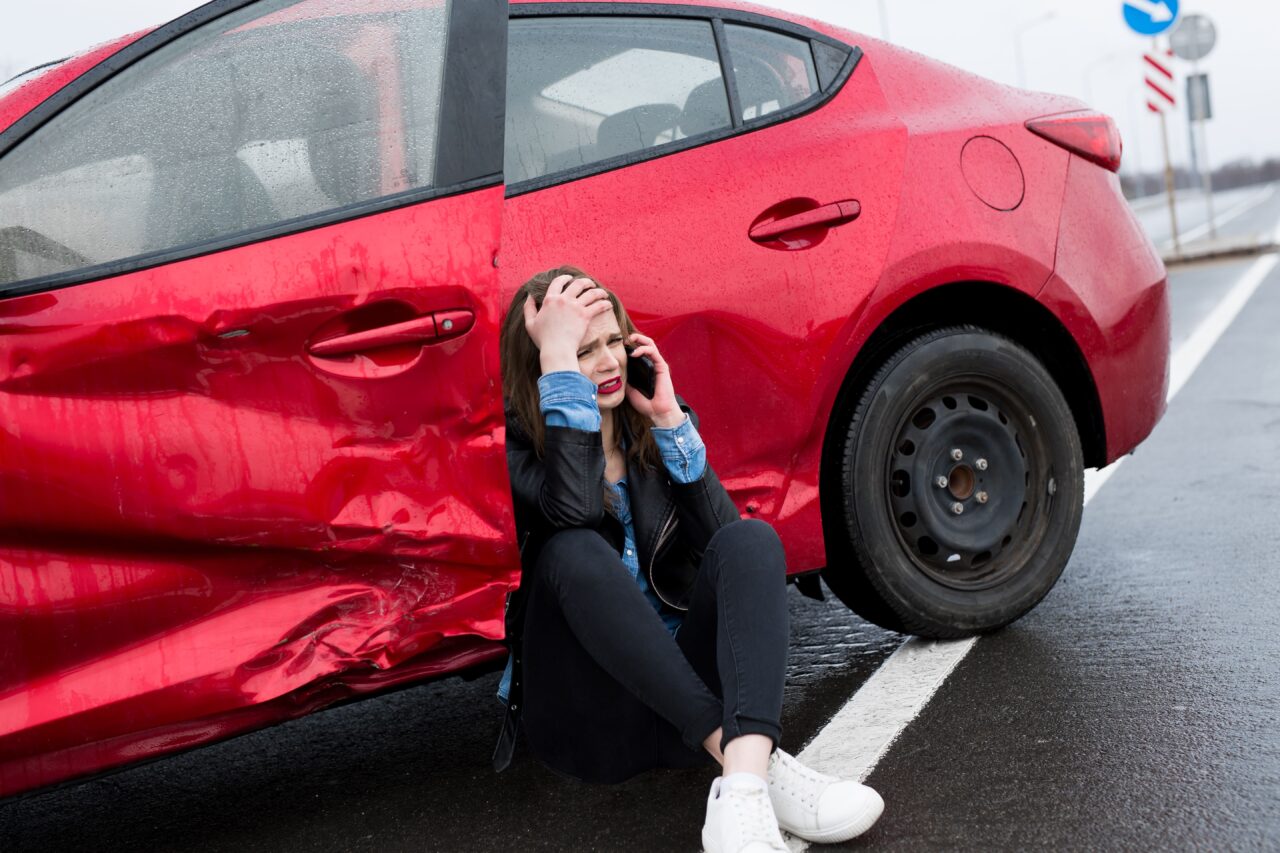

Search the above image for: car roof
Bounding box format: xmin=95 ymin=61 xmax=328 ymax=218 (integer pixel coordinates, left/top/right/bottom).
xmin=508 ymin=0 xmax=853 ymax=39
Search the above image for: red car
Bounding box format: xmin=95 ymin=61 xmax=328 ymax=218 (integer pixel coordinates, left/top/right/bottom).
xmin=0 ymin=0 xmax=1167 ymax=797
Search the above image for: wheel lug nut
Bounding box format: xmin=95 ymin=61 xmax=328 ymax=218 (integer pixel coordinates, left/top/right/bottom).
xmin=950 ymin=448 xmax=963 ymax=461
xmin=935 ymin=476 xmax=949 ymax=489
xmin=951 ymin=502 xmax=964 ymax=515
xmin=976 ymin=458 xmax=988 ymax=471
xmin=977 ymin=491 xmax=989 ymax=504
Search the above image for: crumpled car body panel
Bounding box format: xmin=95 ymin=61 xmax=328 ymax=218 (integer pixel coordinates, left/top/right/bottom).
xmin=0 ymin=186 xmax=515 ymax=798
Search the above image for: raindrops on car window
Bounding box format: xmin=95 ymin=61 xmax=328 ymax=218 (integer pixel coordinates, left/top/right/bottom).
xmin=0 ymin=0 xmax=451 ymax=290
xmin=724 ymin=24 xmax=820 ymax=123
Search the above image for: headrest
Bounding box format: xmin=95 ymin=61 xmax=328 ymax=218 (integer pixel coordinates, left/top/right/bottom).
xmin=678 ymin=78 xmax=731 ymax=139
xmin=595 ymin=104 xmax=681 ymax=161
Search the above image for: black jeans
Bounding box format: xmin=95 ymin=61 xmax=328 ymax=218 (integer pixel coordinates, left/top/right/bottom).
xmin=520 ymin=518 xmax=789 ymax=783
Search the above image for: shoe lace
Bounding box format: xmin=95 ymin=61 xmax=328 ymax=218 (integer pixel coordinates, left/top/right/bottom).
xmin=772 ymin=752 xmax=835 ymax=810
xmin=728 ymin=786 xmax=787 ymax=851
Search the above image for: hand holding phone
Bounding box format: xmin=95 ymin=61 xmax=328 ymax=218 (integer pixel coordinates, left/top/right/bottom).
xmin=625 ymin=333 xmax=682 ymax=427
xmin=625 ymin=345 xmax=657 ymax=399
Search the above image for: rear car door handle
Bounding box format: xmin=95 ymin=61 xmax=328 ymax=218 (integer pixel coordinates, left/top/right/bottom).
xmin=748 ymin=200 xmax=861 ymax=242
xmin=307 ymin=309 xmax=474 ymax=357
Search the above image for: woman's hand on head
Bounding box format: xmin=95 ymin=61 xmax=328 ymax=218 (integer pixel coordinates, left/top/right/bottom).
xmin=524 ymin=274 xmax=614 ymax=374
xmin=625 ymin=333 xmax=685 ymax=428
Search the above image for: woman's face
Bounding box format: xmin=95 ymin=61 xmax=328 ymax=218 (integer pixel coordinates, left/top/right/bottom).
xmin=575 ymin=306 xmax=627 ymax=410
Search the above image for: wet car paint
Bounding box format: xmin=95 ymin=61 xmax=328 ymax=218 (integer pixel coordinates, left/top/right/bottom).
xmin=1039 ymin=156 xmax=1171 ymax=461
xmin=0 ymin=0 xmax=1169 ymax=798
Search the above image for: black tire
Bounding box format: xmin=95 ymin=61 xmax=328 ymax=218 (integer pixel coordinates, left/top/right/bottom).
xmin=822 ymin=326 xmax=1084 ymax=638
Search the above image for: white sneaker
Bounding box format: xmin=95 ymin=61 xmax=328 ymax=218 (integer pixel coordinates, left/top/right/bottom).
xmin=701 ymin=775 xmax=789 ymax=853
xmin=766 ymin=748 xmax=884 ymax=843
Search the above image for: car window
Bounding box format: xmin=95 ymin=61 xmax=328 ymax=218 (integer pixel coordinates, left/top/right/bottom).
xmin=0 ymin=0 xmax=450 ymax=291
xmin=506 ymin=17 xmax=730 ymax=185
xmin=724 ymin=24 xmax=819 ymax=122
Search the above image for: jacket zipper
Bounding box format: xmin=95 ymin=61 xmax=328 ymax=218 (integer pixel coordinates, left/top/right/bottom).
xmin=646 ymin=505 xmax=682 ymax=609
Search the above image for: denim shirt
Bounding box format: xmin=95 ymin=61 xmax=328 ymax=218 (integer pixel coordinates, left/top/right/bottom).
xmin=497 ymin=371 xmax=707 ymax=702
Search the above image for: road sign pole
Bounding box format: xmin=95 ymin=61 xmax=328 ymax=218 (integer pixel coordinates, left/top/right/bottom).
xmin=1200 ymin=119 xmax=1215 ymax=237
xmin=1160 ymin=108 xmax=1181 ymax=256
xmin=1186 ymin=96 xmax=1199 ymax=177
xmin=1153 ymin=37 xmax=1181 ymax=256
xmin=1171 ymin=13 xmax=1218 ymax=241
xmin=1128 ymin=1 xmax=1184 ymax=253
xmin=1192 ymin=57 xmax=1216 ymax=238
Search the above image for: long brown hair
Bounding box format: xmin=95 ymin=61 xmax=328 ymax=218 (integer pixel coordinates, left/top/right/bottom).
xmin=500 ymin=265 xmax=662 ymax=473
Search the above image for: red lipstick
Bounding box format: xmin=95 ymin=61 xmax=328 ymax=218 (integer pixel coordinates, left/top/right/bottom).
xmin=598 ymin=377 xmax=622 ymax=394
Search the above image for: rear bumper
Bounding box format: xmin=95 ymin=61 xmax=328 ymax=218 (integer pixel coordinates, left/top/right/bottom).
xmin=1039 ymin=158 xmax=1171 ymax=464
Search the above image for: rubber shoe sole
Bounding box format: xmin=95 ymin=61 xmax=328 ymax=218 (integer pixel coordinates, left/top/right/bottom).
xmin=778 ymin=788 xmax=884 ymax=844
xmin=703 ymin=828 xmax=788 ymax=853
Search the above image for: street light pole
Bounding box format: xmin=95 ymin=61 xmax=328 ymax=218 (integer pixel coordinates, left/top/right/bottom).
xmin=1126 ymin=82 xmax=1149 ymax=193
xmin=1015 ymin=12 xmax=1056 ymax=88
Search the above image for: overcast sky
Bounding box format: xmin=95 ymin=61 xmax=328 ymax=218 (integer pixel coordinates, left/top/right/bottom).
xmin=2 ymin=0 xmax=1275 ymax=173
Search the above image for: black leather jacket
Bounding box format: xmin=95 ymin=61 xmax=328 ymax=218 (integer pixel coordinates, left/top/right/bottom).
xmin=493 ymin=396 xmax=739 ymax=770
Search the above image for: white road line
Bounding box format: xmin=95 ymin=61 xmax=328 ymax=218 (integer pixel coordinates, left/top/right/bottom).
xmin=793 ymin=636 xmax=976 ymax=777
xmin=787 ymin=249 xmax=1280 ymax=850
xmin=1160 ymin=183 xmax=1276 ymax=250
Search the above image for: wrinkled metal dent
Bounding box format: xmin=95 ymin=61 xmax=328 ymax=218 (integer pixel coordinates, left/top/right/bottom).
xmin=0 ymin=184 xmax=516 ymax=797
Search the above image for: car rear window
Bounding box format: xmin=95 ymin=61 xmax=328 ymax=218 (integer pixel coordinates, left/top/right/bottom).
xmin=723 ymin=24 xmax=820 ymax=122
xmin=0 ymin=0 xmax=450 ymax=292
xmin=505 ymin=16 xmax=731 ymax=185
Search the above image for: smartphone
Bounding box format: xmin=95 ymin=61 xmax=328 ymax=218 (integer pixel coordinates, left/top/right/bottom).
xmin=625 ymin=346 xmax=657 ymax=399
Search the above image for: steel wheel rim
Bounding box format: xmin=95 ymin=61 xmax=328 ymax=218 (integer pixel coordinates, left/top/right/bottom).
xmin=882 ymin=376 xmax=1057 ymax=590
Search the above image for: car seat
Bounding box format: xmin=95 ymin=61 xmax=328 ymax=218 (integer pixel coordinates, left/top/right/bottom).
xmin=142 ymin=51 xmax=278 ymax=253
xmin=233 ymin=43 xmax=379 ymax=213
xmin=678 ymin=78 xmax=732 ymax=139
xmin=594 ymin=104 xmax=682 ymax=161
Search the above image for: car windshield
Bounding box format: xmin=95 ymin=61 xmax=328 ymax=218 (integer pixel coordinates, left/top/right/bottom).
xmin=0 ymin=59 xmax=69 ymax=99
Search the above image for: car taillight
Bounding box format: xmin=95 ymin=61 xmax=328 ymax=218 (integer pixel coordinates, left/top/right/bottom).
xmin=1025 ymin=110 xmax=1123 ymax=173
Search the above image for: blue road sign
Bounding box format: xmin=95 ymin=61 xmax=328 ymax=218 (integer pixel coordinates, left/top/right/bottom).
xmin=1123 ymin=0 xmax=1180 ymax=36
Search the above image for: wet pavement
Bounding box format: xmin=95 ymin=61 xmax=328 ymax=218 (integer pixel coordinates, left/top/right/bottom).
xmin=3 ymin=195 xmax=1279 ymax=850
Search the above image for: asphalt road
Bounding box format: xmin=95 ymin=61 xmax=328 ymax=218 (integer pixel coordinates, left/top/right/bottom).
xmin=1131 ymin=182 xmax=1277 ymax=252
xmin=2 ymin=190 xmax=1278 ymax=851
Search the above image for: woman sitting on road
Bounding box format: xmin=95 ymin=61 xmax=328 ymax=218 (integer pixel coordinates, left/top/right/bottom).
xmin=492 ymin=265 xmax=884 ymax=851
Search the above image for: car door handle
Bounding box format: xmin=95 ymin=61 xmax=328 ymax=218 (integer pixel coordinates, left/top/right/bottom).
xmin=307 ymin=309 xmax=474 ymax=357
xmin=748 ymin=200 xmax=861 ymax=242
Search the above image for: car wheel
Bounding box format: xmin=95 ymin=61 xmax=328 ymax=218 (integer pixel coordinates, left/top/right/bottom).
xmin=824 ymin=326 xmax=1084 ymax=637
